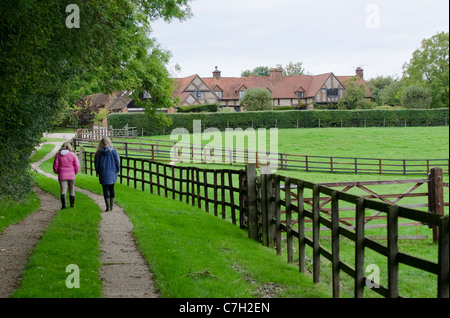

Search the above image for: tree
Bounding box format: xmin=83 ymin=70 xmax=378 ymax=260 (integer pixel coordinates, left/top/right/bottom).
xmin=367 ymin=75 xmax=397 ymax=105
xmin=401 ymin=85 xmax=432 ymax=109
xmin=277 ymin=61 xmax=305 ymax=76
xmin=241 ymin=66 xmax=270 ymax=77
xmin=240 ymin=88 xmax=273 ymax=111
xmin=402 ymin=31 xmax=449 ymax=108
xmin=0 ymin=0 xmax=192 ymax=200
xmin=338 ymin=76 xmax=374 ymax=109
xmin=379 ymin=80 xmax=403 ymax=106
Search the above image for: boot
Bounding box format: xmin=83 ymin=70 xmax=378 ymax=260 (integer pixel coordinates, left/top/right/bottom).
xmin=61 ymin=194 xmax=67 ymax=210
xmin=69 ymin=195 xmax=75 ymax=208
xmin=104 ymin=197 xmax=110 ymax=212
xmin=109 ymin=197 xmax=114 ymax=211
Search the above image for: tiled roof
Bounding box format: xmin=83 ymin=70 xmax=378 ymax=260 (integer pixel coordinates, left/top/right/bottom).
xmin=175 ymin=72 xmax=372 ymax=101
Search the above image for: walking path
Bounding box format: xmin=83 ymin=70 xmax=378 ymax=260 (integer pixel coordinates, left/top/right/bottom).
xmin=0 ymin=137 xmax=158 ymax=298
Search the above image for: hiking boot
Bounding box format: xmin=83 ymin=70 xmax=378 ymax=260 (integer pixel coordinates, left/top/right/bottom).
xmin=69 ymin=195 xmax=75 ymax=208
xmin=61 ymin=194 xmax=67 ymax=210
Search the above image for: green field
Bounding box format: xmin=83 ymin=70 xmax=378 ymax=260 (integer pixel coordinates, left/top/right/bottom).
xmin=4 ymin=126 xmax=448 ymax=298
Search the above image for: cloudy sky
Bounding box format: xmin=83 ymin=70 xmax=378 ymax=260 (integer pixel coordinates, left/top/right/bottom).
xmin=151 ymin=0 xmax=449 ymax=80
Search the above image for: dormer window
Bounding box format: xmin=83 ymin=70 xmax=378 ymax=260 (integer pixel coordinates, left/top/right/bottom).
xmin=215 ymin=91 xmax=222 ymax=98
xmin=239 ymin=90 xmax=246 ymax=99
xmin=296 ymin=91 xmax=304 ymax=98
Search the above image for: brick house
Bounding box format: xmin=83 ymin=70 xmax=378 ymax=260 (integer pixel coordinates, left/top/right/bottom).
xmin=173 ymin=67 xmax=372 ymax=111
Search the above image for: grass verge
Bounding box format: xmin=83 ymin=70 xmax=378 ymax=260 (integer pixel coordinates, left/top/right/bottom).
xmin=11 ymin=174 xmax=102 ymax=298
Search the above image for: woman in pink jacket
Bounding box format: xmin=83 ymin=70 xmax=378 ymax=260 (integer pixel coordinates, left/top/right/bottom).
xmin=53 ymin=142 xmax=80 ymax=209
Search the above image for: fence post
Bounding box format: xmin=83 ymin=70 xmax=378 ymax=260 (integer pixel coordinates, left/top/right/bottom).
xmin=438 ymin=214 xmax=449 ymax=298
xmin=246 ymin=164 xmax=259 ymax=242
xmin=428 ymin=167 xmax=444 ymax=243
xmin=79 ymin=146 xmax=86 ymax=174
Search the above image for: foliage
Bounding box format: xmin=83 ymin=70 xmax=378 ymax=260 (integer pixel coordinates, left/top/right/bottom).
xmin=240 ymin=87 xmax=273 ymax=111
xmin=379 ymin=79 xmax=403 ymax=106
xmin=71 ymin=97 xmax=102 ymax=128
xmin=0 ymin=0 xmax=192 ymax=200
xmin=107 ymin=108 xmax=449 ymax=135
xmin=367 ymin=75 xmax=403 ymax=106
xmin=241 ymin=66 xmax=270 ymax=77
xmin=274 ymin=106 xmax=294 ymax=111
xmin=402 ymin=31 xmax=449 ymax=108
xmin=277 ymin=61 xmax=305 ymax=76
xmin=241 ymin=61 xmax=305 ymax=77
xmin=338 ymin=76 xmax=375 ymax=109
xmin=177 ymin=103 xmax=219 ymax=113
xmin=401 ymin=85 xmax=433 ymax=109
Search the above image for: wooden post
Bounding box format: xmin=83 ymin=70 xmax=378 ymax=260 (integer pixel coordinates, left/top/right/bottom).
xmin=355 ymin=198 xmax=366 ymax=298
xmin=285 ymin=178 xmax=293 ymax=263
xmin=331 ymin=190 xmax=340 ymax=298
xmin=438 ymin=214 xmax=449 ymax=298
xmin=312 ymin=184 xmax=320 ymax=283
xmin=428 ymin=167 xmax=444 ymax=243
xmin=297 ymin=180 xmax=306 ymax=273
xmin=275 ymin=176 xmax=282 ymax=255
xmin=387 ymin=205 xmax=399 ymax=298
xmin=246 ymin=164 xmax=259 ymax=242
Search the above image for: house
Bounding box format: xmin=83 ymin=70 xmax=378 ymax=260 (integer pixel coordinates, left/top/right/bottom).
xmin=87 ymin=90 xmax=176 ymax=126
xmin=173 ymin=67 xmax=373 ymax=111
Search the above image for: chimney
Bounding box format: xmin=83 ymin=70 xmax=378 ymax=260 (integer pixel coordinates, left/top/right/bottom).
xmin=213 ymin=66 xmax=221 ymax=80
xmin=355 ymin=67 xmax=364 ymax=79
xmin=270 ymin=68 xmax=283 ymax=84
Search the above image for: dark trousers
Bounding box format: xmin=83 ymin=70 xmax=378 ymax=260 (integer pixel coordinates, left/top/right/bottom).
xmin=102 ymin=184 xmax=115 ymax=199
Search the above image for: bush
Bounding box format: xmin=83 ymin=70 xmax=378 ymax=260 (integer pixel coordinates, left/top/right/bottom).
xmin=274 ymin=106 xmax=294 ymax=111
xmin=240 ymin=87 xmax=273 ymax=111
xmin=401 ymin=85 xmax=433 ymax=109
xmin=107 ymin=108 xmax=449 ymax=136
xmin=177 ymin=103 xmax=219 ymax=113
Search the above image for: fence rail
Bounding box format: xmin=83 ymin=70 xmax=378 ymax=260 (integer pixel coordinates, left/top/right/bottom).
xmin=80 ymin=150 xmax=449 ymax=298
xmin=74 ymin=136 xmax=449 ymax=176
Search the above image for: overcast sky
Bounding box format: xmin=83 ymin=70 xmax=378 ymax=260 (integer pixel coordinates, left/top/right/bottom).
xmin=151 ymin=0 xmax=449 ymax=80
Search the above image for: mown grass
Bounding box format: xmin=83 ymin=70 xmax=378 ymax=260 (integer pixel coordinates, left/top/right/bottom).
xmin=70 ymin=172 xmax=331 ymax=298
xmin=0 ymin=191 xmax=40 ymax=233
xmin=11 ymin=173 xmax=102 ymax=298
xmin=34 ymin=144 xmax=332 ymax=298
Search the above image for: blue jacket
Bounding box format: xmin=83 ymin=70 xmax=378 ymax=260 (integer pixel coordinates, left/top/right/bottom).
xmin=94 ymin=146 xmax=120 ymax=185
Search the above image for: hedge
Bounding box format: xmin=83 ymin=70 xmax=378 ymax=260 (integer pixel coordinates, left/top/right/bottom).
xmin=108 ymin=108 xmax=449 ymax=136
xmin=177 ymin=103 xmax=219 ymax=113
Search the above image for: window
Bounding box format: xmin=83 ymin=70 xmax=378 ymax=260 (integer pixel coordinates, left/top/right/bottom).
xmin=296 ymin=91 xmax=304 ymax=98
xmin=327 ymin=88 xmax=339 ymax=97
xmin=215 ymin=91 xmax=222 ymax=98
xmin=194 ymin=91 xmax=204 ymax=99
xmin=239 ymin=90 xmax=246 ymax=99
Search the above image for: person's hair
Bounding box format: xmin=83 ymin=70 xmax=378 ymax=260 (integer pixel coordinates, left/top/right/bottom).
xmin=61 ymin=142 xmax=73 ymax=152
xmin=96 ymin=136 xmax=113 ymax=153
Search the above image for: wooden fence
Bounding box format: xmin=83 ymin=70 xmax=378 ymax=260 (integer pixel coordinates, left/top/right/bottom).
xmin=81 ymin=150 xmax=449 ymax=298
xmin=76 ymin=124 xmax=137 ymax=141
xmin=74 ymin=136 xmax=449 ymax=176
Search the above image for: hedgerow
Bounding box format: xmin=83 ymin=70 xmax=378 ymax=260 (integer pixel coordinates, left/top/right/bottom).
xmin=108 ymin=108 xmax=449 ymax=135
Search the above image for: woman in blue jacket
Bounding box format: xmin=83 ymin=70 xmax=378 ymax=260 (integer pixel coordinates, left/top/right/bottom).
xmin=95 ymin=136 xmax=120 ymax=211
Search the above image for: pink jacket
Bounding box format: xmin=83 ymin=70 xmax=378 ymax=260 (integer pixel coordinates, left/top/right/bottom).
xmin=53 ymin=150 xmax=80 ymax=180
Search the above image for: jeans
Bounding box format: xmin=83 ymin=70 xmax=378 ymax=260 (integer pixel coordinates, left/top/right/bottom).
xmin=102 ymin=184 xmax=115 ymax=199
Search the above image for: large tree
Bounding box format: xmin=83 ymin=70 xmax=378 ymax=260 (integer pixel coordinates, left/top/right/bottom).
xmin=0 ymin=0 xmax=192 ymax=200
xmin=402 ymin=31 xmax=449 ymax=108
